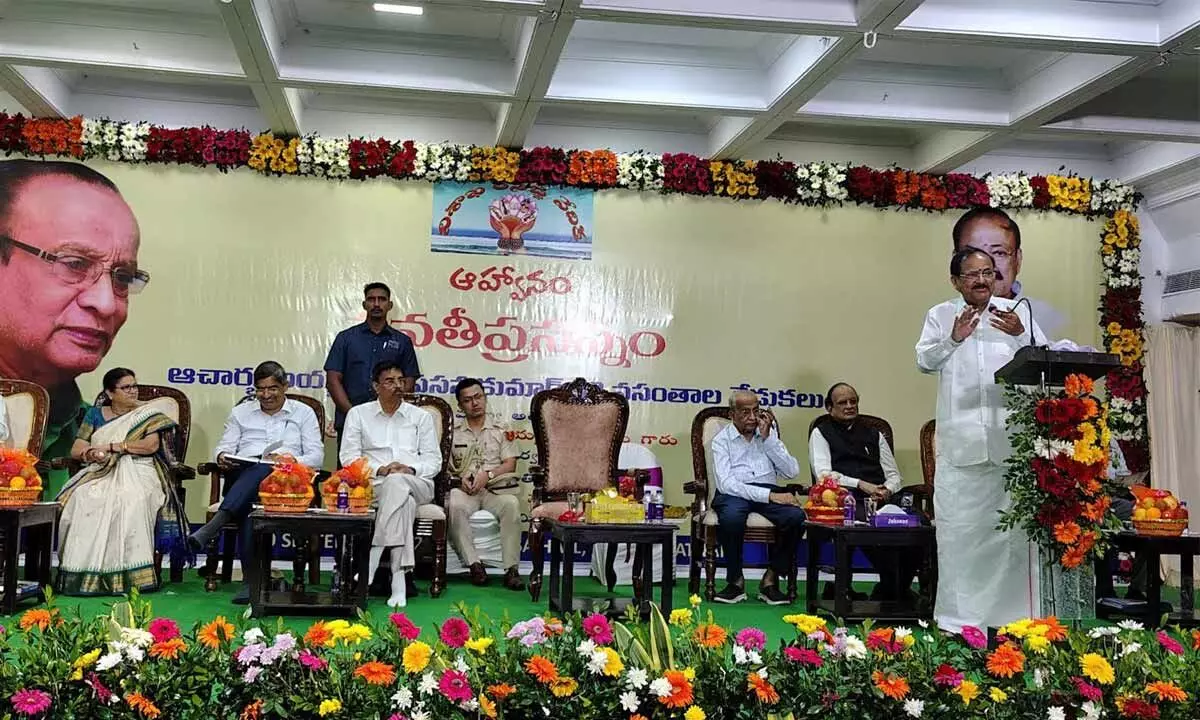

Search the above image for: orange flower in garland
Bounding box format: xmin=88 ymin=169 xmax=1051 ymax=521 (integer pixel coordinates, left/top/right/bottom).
xmin=890 ymin=169 xmax=921 ymax=205
xmin=1145 ymin=681 xmax=1187 ymax=702
xmin=239 ymin=700 xmax=263 ymax=720
xmin=487 ymin=683 xmax=516 ymax=701
xmin=19 ymin=608 xmax=54 ymax=632
xmin=1064 ymin=374 xmax=1095 ymax=398
xmin=21 ymin=116 xmax=84 ymax=157
xmin=148 ymin=637 xmax=186 ymax=660
xmin=470 ymin=146 xmax=519 ymax=182
xmin=567 ymin=149 xmax=619 ymax=187
xmin=304 ymin=620 xmax=335 ymax=649
xmin=871 ymin=670 xmax=910 ymax=700
xmin=918 ymin=173 xmax=948 ymax=210
xmin=126 ymin=692 xmax=161 ymax=719
xmin=354 ymin=660 xmax=397 ymax=686
xmin=525 ymin=655 xmax=559 ymax=684
xmin=1083 ymin=496 xmax=1111 ymax=523
xmin=986 ymin=644 xmax=1026 ymax=678
xmin=1053 ymin=521 xmax=1082 ymax=545
xmin=748 ymin=672 xmax=781 ymax=704
xmin=693 ymin=623 xmax=728 ymax=648
xmin=658 ymin=670 xmax=694 ymax=708
xmin=198 ymin=616 xmax=236 ymax=649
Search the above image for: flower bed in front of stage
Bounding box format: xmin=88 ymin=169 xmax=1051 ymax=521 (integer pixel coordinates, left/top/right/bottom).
xmin=3 ymin=594 xmax=1199 ymax=720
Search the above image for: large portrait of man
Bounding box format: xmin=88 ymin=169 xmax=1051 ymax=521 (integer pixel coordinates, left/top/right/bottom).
xmin=0 ymin=160 xmax=146 ymax=486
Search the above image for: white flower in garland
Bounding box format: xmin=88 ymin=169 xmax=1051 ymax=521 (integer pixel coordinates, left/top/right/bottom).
xmin=119 ymin=122 xmax=149 ymax=161
xmin=987 ymin=173 xmax=1034 ymax=208
xmin=1091 ymin=179 xmax=1136 ymax=213
xmin=616 ymin=152 xmax=664 ymax=191
xmin=417 ymin=142 xmax=471 ymax=182
xmin=81 ymin=118 xmax=123 ymax=162
xmin=795 ymin=162 xmax=848 ymax=203
xmin=297 ymin=136 xmax=350 ymax=178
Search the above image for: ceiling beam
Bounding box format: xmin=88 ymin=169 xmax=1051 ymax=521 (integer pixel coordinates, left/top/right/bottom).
xmin=708 ymin=0 xmax=924 ymax=158
xmin=495 ymin=0 xmax=580 ymax=147
xmin=216 ymin=0 xmax=300 ymax=133
xmin=1115 ymin=141 xmax=1200 ymax=188
xmin=0 ymin=65 xmax=69 ymax=117
xmin=1038 ymin=116 xmax=1200 ymax=145
xmin=574 ymin=0 xmax=857 ymax=35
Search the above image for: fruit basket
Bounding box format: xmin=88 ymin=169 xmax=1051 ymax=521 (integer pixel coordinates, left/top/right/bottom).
xmin=321 ymin=457 xmax=374 ymax=514
xmin=804 ymin=474 xmax=850 ymax=526
xmin=1129 ymin=486 xmax=1189 ymax=537
xmin=587 ymin=489 xmax=645 ymax=523
xmin=0 ymin=448 xmax=44 ymax=508
xmin=1132 ymin=518 xmax=1188 ymax=538
xmin=258 ymin=456 xmax=317 ymax=514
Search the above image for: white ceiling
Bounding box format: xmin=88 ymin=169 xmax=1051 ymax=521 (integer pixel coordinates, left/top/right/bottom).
xmin=0 ymin=0 xmax=1196 ymax=200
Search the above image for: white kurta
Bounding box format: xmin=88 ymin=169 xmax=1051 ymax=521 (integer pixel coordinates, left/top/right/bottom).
xmin=340 ymin=401 xmax=441 ymax=565
xmin=916 ymin=296 xmax=1045 ymax=632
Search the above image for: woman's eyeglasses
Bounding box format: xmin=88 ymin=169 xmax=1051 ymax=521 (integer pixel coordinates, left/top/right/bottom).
xmin=2 ymin=236 xmax=150 ymax=296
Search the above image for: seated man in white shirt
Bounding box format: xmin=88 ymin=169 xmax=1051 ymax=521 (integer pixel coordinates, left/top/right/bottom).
xmin=0 ymin=392 xmax=9 ymax=447
xmin=711 ymin=390 xmax=805 ymax=605
xmin=340 ymin=360 xmax=441 ymax=607
xmin=188 ymin=361 xmax=324 ymax=604
xmin=809 ymin=382 xmax=917 ymax=604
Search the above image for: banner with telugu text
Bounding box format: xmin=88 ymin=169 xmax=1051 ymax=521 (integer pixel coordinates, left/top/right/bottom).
xmin=0 ymin=160 xmax=1104 ymax=534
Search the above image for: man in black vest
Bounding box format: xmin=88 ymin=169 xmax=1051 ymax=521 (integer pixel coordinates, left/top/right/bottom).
xmin=809 ymin=382 xmax=918 ymax=604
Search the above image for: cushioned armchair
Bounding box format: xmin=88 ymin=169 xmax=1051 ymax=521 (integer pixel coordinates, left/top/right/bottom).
xmin=685 ymin=406 xmax=804 ymax=601
xmin=914 ymin=419 xmax=936 ymax=518
xmin=805 ymin=413 xmax=895 ymax=484
xmin=408 ymin=393 xmax=453 ymax=598
xmin=526 ymin=377 xmax=629 ymax=602
xmin=0 ymin=379 xmax=50 ymax=459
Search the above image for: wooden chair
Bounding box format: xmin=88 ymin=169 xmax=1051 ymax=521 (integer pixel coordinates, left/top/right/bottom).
xmin=198 ymin=393 xmax=327 ymax=592
xmin=526 ymin=377 xmax=629 ymax=602
xmin=50 ymin=384 xmax=196 ymax=584
xmin=408 ymin=393 xmax=453 ymax=598
xmin=913 ymin=419 xmax=936 ymax=518
xmin=0 ymin=379 xmax=50 ymax=458
xmin=685 ymin=406 xmax=805 ymax=601
xmin=806 ymin=413 xmax=895 ymax=484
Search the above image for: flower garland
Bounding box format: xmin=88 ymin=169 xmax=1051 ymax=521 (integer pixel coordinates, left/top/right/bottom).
xmin=5 ymin=595 xmax=1200 ymax=720
xmin=1099 ymin=210 xmax=1149 ymax=472
xmin=1000 ymin=374 xmax=1120 ymax=569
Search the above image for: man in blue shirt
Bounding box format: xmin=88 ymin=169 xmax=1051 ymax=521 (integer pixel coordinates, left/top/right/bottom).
xmin=324 ymin=282 xmax=421 ymax=450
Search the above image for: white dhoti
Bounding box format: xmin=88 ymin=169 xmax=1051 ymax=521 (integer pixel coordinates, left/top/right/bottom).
xmin=934 ymin=460 xmax=1034 ymax=632
xmin=372 ymin=472 xmax=434 ymax=568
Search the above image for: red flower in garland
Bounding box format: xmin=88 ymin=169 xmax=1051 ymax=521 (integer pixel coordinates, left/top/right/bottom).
xmin=917 ymin=173 xmax=948 ymax=210
xmin=754 ymin=160 xmax=798 ymax=201
xmin=0 ymin=112 xmax=27 ymax=153
xmin=389 ymin=140 xmax=417 ymax=178
xmin=845 ymin=166 xmax=883 ymax=204
xmin=349 ymin=138 xmax=392 ymax=178
xmin=944 ymin=173 xmax=990 ymax=208
xmin=1101 ymin=288 xmax=1144 ymax=329
xmin=662 ymin=153 xmax=712 ymax=195
xmin=516 ymin=147 xmax=569 ymax=185
xmin=1030 ymin=175 xmax=1052 ymax=208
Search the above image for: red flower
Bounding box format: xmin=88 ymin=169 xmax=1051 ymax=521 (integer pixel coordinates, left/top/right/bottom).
xmin=933 ymin=664 xmax=963 ymax=688
xmin=349 ymin=138 xmax=392 ymax=178
xmin=1073 ymin=676 xmax=1103 ymax=702
xmin=944 ymin=173 xmax=990 ymax=208
xmin=1120 ymin=698 xmax=1160 ymax=719
xmin=662 ymin=153 xmax=712 ymax=195
xmin=439 ymin=617 xmax=470 ymax=648
xmin=516 ymin=147 xmax=569 ymax=185
xmin=846 ymin=166 xmax=883 ymax=204
xmin=1156 ymin=630 xmax=1184 ymax=655
xmin=755 ymin=160 xmax=799 ymax=201
xmin=1030 ymin=175 xmax=1051 ymax=208
xmin=388 ymin=140 xmax=417 ymax=178
xmin=0 ymin=112 xmax=28 ymax=152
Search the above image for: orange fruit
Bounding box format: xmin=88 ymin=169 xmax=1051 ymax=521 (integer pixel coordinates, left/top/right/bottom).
xmin=350 ymin=487 xmax=367 ymax=499
xmin=8 ymin=477 xmax=25 ymax=490
xmin=1133 ymin=508 xmax=1147 ymax=521
xmin=1146 ymin=507 xmax=1162 ymax=520
xmin=820 ymin=489 xmax=839 ymax=507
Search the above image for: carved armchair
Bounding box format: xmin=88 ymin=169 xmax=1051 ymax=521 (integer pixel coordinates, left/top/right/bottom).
xmin=526 ymin=377 xmax=629 ymax=601
xmin=913 ymin=419 xmax=936 ymax=518
xmin=197 ymin=393 xmax=328 ymax=592
xmin=685 ymin=406 xmax=805 ymax=601
xmin=805 ymin=413 xmax=896 ymax=484
xmin=0 ymin=379 xmax=50 ymax=458
xmin=407 ymin=393 xmax=453 ymax=598
xmin=51 ymin=385 xmax=196 ymax=584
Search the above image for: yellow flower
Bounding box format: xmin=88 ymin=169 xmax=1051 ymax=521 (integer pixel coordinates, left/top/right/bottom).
xmin=1080 ymin=653 xmax=1115 ymax=685
xmin=1027 ymin=635 xmax=1051 ymax=654
xmin=317 ymin=699 xmax=341 ymax=716
xmin=669 ymin=609 xmax=693 ymax=626
xmin=689 ymin=594 xmax=701 ymax=608
xmin=782 ymin=614 xmax=827 ymax=634
xmin=990 ymin=687 xmax=1008 ymax=703
xmin=465 ymin=637 xmax=494 ymax=654
xmin=333 ymin=623 xmax=372 ymax=645
xmin=1000 ymin=619 xmax=1033 ymax=639
xmin=402 ymin=641 xmax=432 ymax=674
xmin=550 ymin=677 xmax=578 ymax=697
xmin=75 ymin=649 xmax=101 ymax=669
xmin=682 ymin=666 xmax=695 ymax=681
xmin=956 ymin=679 xmax=980 ymax=705
xmin=685 ymin=706 xmax=707 ymax=720
xmin=600 ymin=647 xmax=624 ymax=677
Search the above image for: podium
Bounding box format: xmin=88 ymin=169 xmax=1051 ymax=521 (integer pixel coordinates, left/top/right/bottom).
xmin=997 ymin=345 xmax=1122 ymax=623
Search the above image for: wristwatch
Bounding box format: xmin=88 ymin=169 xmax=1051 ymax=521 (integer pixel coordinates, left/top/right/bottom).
xmin=486 ymin=470 xmax=495 ymax=481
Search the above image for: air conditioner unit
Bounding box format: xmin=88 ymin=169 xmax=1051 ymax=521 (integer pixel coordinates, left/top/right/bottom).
xmin=1162 ymin=268 xmax=1200 ymax=325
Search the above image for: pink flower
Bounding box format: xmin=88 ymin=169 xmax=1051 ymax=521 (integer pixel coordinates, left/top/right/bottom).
xmin=933 ymin=664 xmax=964 ymax=688
xmin=298 ymin=650 xmax=328 ymax=671
xmin=10 ymin=689 xmax=51 ymax=717
xmin=148 ymin=618 xmax=180 ymax=643
xmin=390 ymin=613 xmax=421 ymax=641
xmin=582 ymin=613 xmax=613 ymax=645
xmin=84 ymin=673 xmax=112 ymax=704
xmin=1073 ymin=676 xmax=1103 ymax=702
xmin=243 ymin=666 xmax=262 ymax=683
xmin=438 ymin=669 xmax=473 ymax=703
xmin=735 ymin=627 xmax=767 ymax=651
xmin=961 ymin=625 xmax=988 ymax=650
xmin=1157 ymin=630 xmax=1184 ymax=655
xmin=784 ymin=646 xmax=822 ymax=667
xmin=439 ymin=618 xmax=470 ymax=649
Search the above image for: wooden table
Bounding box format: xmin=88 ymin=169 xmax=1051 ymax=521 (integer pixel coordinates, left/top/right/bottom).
xmin=1095 ymin=531 xmax=1198 ymax=628
xmin=247 ymin=509 xmax=374 ymax=618
xmin=804 ymin=521 xmax=937 ymax=622
xmin=546 ymin=518 xmax=676 ymax=616
xmin=0 ymin=502 xmax=59 ymax=614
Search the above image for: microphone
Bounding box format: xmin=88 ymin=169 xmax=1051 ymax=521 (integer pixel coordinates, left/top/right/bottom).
xmin=1010 ymin=296 xmax=1038 ymax=348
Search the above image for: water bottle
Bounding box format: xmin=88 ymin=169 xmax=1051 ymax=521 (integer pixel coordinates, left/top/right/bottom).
xmin=900 ymin=494 xmax=914 ymax=514
xmin=865 ymin=497 xmax=878 ymax=524
xmin=642 ymin=486 xmax=654 ymax=522
xmin=650 ymin=486 xmax=665 ymax=522
xmin=842 ymin=493 xmax=856 ymax=527
xmin=336 ymin=481 xmax=349 ymax=514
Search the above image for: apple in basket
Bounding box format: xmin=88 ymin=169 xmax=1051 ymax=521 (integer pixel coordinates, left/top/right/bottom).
xmin=805 ymin=475 xmax=847 ymax=509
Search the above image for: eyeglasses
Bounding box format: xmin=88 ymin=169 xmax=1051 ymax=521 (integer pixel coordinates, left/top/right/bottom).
xmin=377 ymin=377 xmax=406 ymax=387
xmin=732 ymin=407 xmax=760 ymax=418
xmin=115 ymin=383 xmax=138 ymax=393
xmin=254 ymin=385 xmax=285 ymax=396
xmin=958 ymin=269 xmax=996 ymax=281
xmin=2 ymin=236 xmax=150 ymax=296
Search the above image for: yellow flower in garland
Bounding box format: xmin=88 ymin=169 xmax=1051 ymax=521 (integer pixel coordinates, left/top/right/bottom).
xmin=1080 ymin=653 xmax=1115 ymax=685
xmin=469 ymin=146 xmax=519 ymax=182
xmin=402 ymin=641 xmax=432 ymax=673
xmin=317 ymin=698 xmax=342 ymax=716
xmin=1073 ymin=422 xmax=1105 ymax=465
xmin=685 ymin=706 xmax=707 ymax=720
xmin=710 ymin=160 xmax=758 ymax=198
xmin=248 ymin=133 xmax=300 ymax=174
xmin=1047 ymin=174 xmax=1091 ymax=212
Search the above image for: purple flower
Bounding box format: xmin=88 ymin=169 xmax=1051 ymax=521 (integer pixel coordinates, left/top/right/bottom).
xmin=390 ymin=613 xmax=420 ymax=641
xmin=148 ymin=618 xmax=180 ymax=643
xmin=582 ymin=614 xmax=613 ymax=645
xmin=258 ymin=646 xmax=283 ymax=666
xmin=235 ymin=643 xmax=264 ymax=666
xmin=961 ymin=625 xmax=988 ymax=650
xmin=84 ymin=673 xmax=113 ymax=704
xmin=243 ymin=666 xmax=262 ymax=683
xmin=10 ymin=689 xmax=51 ymax=717
xmin=298 ymin=650 xmax=328 ymax=671
xmin=735 ymin=627 xmax=767 ymax=651
xmin=272 ymin=632 xmax=297 ymax=654
xmin=439 ymin=618 xmax=470 ymax=648
xmin=507 ymin=618 xmax=548 ymax=647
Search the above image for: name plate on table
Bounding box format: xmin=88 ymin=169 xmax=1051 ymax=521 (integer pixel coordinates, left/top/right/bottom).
xmin=873 ymin=514 xmax=921 ymax=528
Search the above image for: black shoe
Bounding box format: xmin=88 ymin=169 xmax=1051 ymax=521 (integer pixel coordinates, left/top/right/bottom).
xmin=368 ymin=565 xmax=392 ymax=597
xmin=232 ymin=585 xmax=250 ymax=605
xmin=757 ymin=584 xmax=789 ymax=605
xmin=502 ymin=567 xmax=525 ymax=591
xmin=406 ymin=573 xmax=422 ymax=598
xmin=713 ymin=583 xmax=747 ymax=604
xmin=468 ymin=562 xmax=491 ymax=587
xmin=186 ymin=535 xmax=204 ymax=554
xmin=822 ymin=581 xmax=867 ymax=602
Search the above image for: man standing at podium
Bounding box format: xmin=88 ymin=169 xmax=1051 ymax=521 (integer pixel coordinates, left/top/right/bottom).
xmin=916 ymin=246 xmax=1045 ymax=632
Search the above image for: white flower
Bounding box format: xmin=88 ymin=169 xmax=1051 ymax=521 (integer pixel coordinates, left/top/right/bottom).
xmin=96 ymin=652 xmax=123 ymax=671
xmin=750 ymin=650 xmax=763 ymax=665
xmin=1034 ymin=668 xmax=1045 ymax=688
xmin=904 ymin=698 xmax=925 ymax=718
xmin=392 ymin=687 xmax=414 ymax=710
xmin=1048 ymin=707 xmax=1066 ymax=720
xmin=649 ymin=677 xmax=673 ymax=698
xmin=625 ymin=668 xmax=648 ymax=690
xmin=987 ymin=173 xmax=1034 ymax=208
xmin=1118 ymin=620 xmax=1143 ymax=631
xmin=1118 ymin=641 xmax=1142 ymax=657
xmin=796 ymin=162 xmax=848 ymax=203
xmin=125 ymin=646 xmax=145 ymax=663
xmin=894 ymin=627 xmax=912 ymax=641
xmin=918 ymin=620 xmax=929 ymax=629
xmin=1089 ymin=626 xmax=1120 ymax=638
xmin=616 ymin=152 xmax=664 ymax=191
xmin=843 ymin=636 xmax=867 ymax=659
xmin=120 ymin=628 xmax=154 ymax=647
xmin=243 ymin=628 xmax=265 ymax=644
xmin=459 ymin=698 xmax=478 ymax=712
xmin=576 ymin=639 xmax=597 ymax=656
xmin=619 ymin=691 xmax=639 ymax=712
xmin=418 ymin=671 xmax=438 ymax=695
xmin=1082 ymin=700 xmax=1104 ymax=720
xmin=756 ymin=667 xmax=768 ymax=679
xmin=587 ymin=649 xmax=609 ymax=675
xmin=411 ymin=710 xmax=430 ymax=720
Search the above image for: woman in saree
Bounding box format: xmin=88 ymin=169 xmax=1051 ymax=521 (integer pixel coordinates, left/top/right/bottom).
xmin=55 ymin=368 xmax=190 ymax=595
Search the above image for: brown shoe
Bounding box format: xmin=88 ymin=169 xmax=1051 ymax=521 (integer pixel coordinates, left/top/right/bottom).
xmin=469 ymin=562 xmax=490 ymax=586
xmin=503 ymin=566 xmax=525 ymax=591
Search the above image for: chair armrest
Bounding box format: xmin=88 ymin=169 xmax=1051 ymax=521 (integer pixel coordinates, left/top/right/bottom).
xmin=169 ymin=463 xmax=196 ymax=481
xmin=197 ymin=462 xmax=219 ymax=475
xmin=683 ymin=480 xmax=704 ymax=496
xmin=907 ymin=485 xmax=932 ymax=496
xmin=783 ymin=483 xmax=809 ymax=495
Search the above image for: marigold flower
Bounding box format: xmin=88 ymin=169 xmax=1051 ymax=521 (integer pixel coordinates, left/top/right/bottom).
xmin=871 ymin=670 xmax=909 ymax=700
xmin=18 ymin=609 xmax=52 ymax=632
xmin=693 ymin=624 xmax=727 ymax=648
xmin=986 ymin=644 xmax=1025 ymax=678
xmin=353 ymin=661 xmax=396 ymax=686
xmin=525 ymin=655 xmax=559 ymax=684
xmin=198 ymin=616 xmax=236 ymax=649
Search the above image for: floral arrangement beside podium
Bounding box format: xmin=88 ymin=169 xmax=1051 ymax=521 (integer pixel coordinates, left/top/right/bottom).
xmin=4 ymin=593 xmax=1199 ymax=720
xmin=0 ymin=448 xmax=44 ymax=508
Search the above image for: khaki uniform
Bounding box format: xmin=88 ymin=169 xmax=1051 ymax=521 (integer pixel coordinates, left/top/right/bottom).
xmin=448 ymin=414 xmax=521 ymax=569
